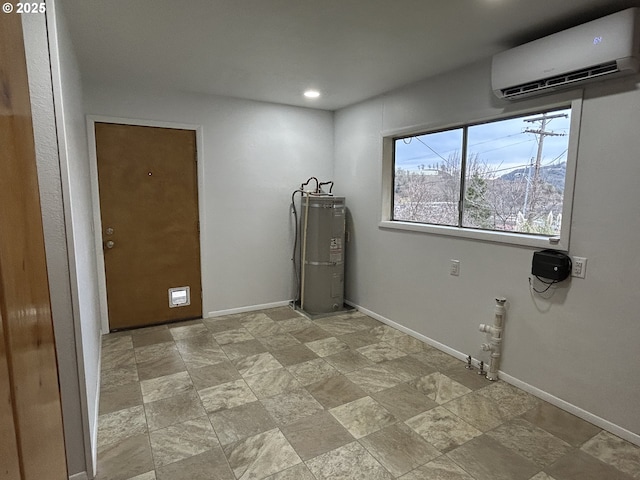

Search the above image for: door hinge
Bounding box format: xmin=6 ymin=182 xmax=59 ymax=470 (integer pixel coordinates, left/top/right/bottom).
xmin=197 ymin=220 xmax=200 ymax=233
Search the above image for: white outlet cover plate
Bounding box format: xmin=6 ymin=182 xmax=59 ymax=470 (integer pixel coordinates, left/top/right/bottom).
xmin=571 ymin=256 xmax=587 ymax=278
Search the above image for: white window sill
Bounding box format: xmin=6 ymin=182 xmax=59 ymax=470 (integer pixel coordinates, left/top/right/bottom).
xmin=378 ymin=220 xmax=567 ymax=250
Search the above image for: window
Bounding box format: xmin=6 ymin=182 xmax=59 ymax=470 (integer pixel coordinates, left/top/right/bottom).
xmin=383 ymin=101 xmax=581 ymax=249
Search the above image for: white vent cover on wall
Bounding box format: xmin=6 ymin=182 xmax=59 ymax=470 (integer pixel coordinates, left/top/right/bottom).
xmin=492 ymin=8 xmax=640 ymax=100
xmin=168 ymin=286 xmax=190 ymax=307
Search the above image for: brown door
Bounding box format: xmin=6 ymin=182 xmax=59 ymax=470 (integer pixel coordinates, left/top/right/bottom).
xmin=0 ymin=11 xmax=68 ymax=480
xmin=95 ymin=123 xmax=202 ymax=330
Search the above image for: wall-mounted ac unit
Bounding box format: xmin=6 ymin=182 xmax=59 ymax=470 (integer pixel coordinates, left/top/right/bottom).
xmin=492 ymin=8 xmax=640 ymax=100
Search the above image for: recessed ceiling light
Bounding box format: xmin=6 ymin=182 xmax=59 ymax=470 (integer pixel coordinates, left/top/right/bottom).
xmin=304 ymin=90 xmax=320 ymax=98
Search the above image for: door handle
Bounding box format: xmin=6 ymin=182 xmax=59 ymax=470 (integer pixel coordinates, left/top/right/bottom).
xmin=105 ymin=240 xmax=115 ymax=249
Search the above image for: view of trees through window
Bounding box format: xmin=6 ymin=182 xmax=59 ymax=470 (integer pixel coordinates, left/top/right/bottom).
xmin=393 ymin=108 xmax=572 ymax=236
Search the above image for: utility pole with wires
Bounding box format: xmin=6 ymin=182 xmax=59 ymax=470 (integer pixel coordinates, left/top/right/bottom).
xmin=522 ymin=112 xmax=567 ymax=221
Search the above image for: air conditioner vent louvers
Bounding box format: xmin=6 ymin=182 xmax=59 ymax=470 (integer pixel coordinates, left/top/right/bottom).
xmin=500 ymin=61 xmax=620 ymax=99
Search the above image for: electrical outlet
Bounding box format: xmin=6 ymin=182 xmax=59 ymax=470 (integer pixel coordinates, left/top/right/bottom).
xmin=571 ymin=256 xmax=587 ymax=278
xmin=450 ymin=259 xmax=460 ymax=276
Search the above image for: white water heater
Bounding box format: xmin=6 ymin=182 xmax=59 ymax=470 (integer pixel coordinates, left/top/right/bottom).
xmin=300 ymin=195 xmax=345 ymax=314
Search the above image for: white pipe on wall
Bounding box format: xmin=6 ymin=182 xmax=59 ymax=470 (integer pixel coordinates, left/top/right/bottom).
xmin=479 ymin=297 xmax=507 ymax=381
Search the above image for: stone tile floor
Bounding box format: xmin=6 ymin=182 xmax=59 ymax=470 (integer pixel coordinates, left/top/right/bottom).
xmin=96 ymin=307 xmax=640 ymax=480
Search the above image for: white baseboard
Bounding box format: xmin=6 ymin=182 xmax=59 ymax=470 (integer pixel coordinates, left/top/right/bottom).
xmin=347 ymin=301 xmax=469 ymax=363
xmin=69 ymin=472 xmax=88 ymax=480
xmin=206 ymin=300 xmax=292 ymax=319
xmin=346 ymin=300 xmax=640 ymax=447
xmin=499 ymin=371 xmax=640 ymax=446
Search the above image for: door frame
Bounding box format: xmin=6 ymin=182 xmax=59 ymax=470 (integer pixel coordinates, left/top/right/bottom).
xmin=87 ymin=115 xmax=205 ymax=333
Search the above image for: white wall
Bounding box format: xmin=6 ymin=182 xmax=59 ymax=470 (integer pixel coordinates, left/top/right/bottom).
xmin=334 ymin=59 xmax=640 ymax=441
xmin=83 ymin=84 xmax=334 ymax=318
xmin=47 ymin=0 xmax=103 ymax=476
xmin=22 ymin=12 xmax=87 ymax=477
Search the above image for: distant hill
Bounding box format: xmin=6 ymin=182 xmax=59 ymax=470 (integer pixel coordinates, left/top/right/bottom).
xmin=500 ymin=162 xmax=566 ymax=191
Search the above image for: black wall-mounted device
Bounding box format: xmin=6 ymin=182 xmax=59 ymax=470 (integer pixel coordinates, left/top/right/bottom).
xmin=531 ymin=249 xmax=571 ymax=281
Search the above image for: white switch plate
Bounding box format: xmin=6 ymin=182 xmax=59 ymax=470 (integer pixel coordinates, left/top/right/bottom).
xmin=571 ymin=256 xmax=587 ymax=278
xmin=450 ymin=259 xmax=460 ymax=276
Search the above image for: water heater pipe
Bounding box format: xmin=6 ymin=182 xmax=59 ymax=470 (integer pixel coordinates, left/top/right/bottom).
xmin=478 ymin=297 xmax=507 ymax=381
xmin=300 ymin=191 xmax=311 ymax=310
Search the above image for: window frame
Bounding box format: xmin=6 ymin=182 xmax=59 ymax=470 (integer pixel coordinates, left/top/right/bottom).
xmin=380 ymin=94 xmax=583 ymax=250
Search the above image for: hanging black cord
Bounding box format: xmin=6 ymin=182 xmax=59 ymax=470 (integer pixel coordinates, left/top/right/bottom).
xmin=529 ymin=276 xmax=559 ymax=293
xmin=319 ymin=181 xmax=334 ymax=194
xmin=534 ymin=275 xmax=556 ymax=285
xmin=290 ymin=190 xmax=302 ymax=303
xmin=300 ymin=177 xmax=319 ymax=193
xmin=291 ymin=176 xmax=319 ymax=303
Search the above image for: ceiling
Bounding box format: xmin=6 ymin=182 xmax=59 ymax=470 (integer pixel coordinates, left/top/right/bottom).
xmin=60 ymin=0 xmax=640 ymax=111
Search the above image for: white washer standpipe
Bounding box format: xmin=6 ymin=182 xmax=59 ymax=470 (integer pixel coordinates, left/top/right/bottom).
xmin=479 ymin=297 xmax=507 ymax=381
